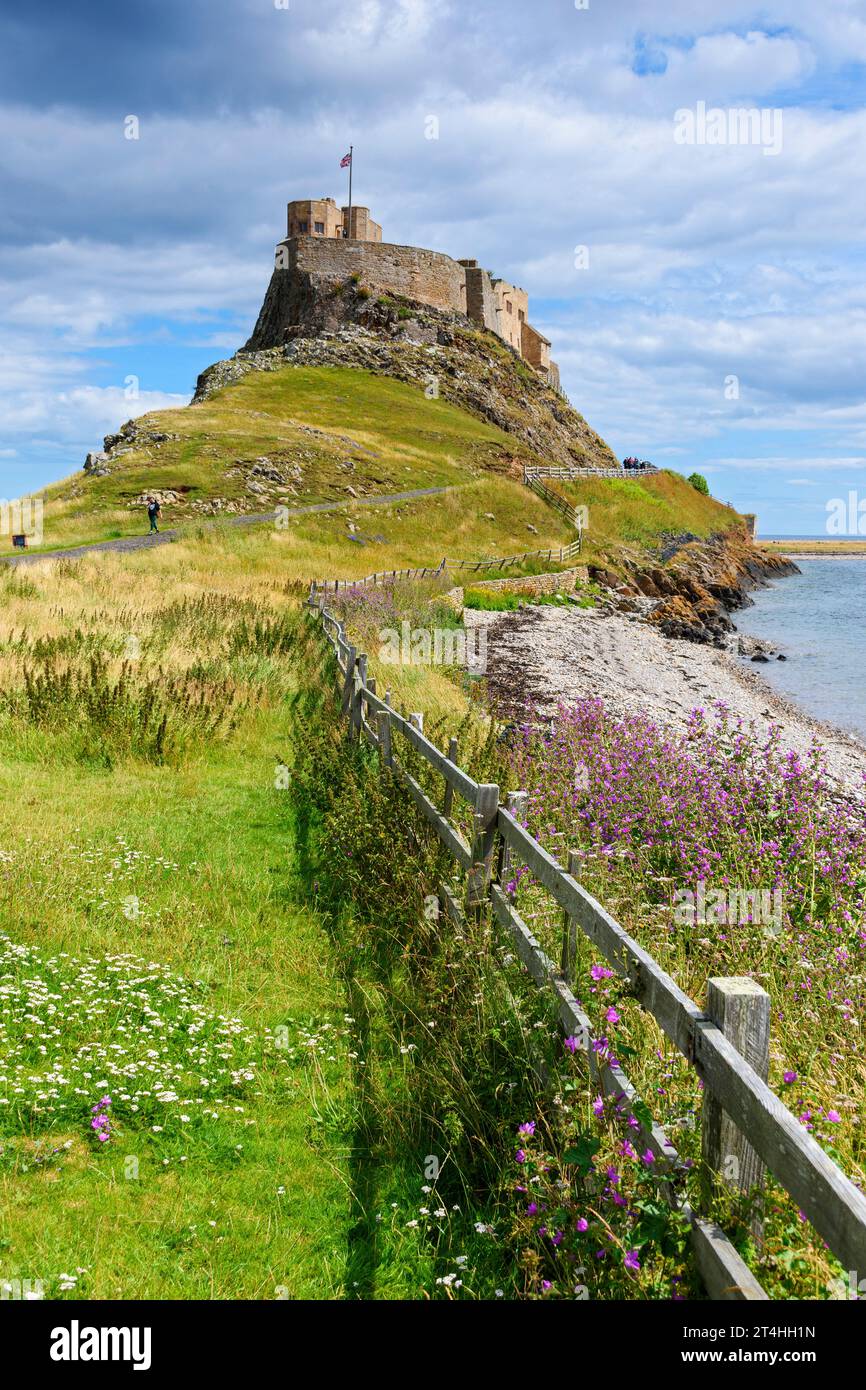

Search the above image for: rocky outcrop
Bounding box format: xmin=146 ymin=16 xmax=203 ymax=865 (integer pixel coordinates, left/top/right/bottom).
xmin=82 ymin=419 xmax=180 ymax=477
xmin=103 ymin=421 xmax=179 ymax=453
xmin=195 ymin=281 xmax=619 ymax=473
xmin=620 ymin=529 xmax=799 ymax=646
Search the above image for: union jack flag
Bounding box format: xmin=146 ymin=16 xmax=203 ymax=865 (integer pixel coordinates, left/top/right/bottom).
xmin=340 ymin=151 xmax=352 ymax=168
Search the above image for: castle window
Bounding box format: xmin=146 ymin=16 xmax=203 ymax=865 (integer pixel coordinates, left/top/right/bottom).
xmin=518 ymin=309 xmax=525 ymax=322
xmin=506 ymin=301 xmax=513 ymax=314
xmin=314 ymin=221 xmax=325 ymax=234
xmin=299 ymin=220 xmax=308 ymax=233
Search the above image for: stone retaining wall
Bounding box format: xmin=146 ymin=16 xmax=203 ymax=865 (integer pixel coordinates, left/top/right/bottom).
xmin=459 ymin=566 xmax=589 ymax=597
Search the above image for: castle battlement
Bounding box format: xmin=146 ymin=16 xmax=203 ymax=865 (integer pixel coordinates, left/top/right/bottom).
xmin=253 ymin=199 xmax=559 ymax=388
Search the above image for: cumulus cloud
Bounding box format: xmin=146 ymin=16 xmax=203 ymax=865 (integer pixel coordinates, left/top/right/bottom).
xmin=0 ymin=0 xmax=863 ymax=525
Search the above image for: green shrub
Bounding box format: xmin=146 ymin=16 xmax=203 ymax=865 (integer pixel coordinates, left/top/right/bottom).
xmin=687 ymin=472 xmax=710 ymax=496
xmin=463 ymin=589 xmax=520 ymax=612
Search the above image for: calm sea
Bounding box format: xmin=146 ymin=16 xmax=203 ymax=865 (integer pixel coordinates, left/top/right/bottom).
xmin=734 ymin=553 xmax=866 ymax=741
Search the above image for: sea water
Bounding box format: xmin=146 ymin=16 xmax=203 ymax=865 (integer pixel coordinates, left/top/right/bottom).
xmin=734 ymin=556 xmax=866 ymax=741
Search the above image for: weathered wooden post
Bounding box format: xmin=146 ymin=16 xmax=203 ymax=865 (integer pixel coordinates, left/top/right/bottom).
xmin=350 ymin=654 xmax=367 ymax=740
xmin=367 ymin=677 xmax=377 ymax=741
xmin=561 ymin=848 xmax=582 ymax=983
xmin=340 ymin=645 xmax=357 ymax=719
xmin=500 ymin=790 xmax=527 ymax=887
xmin=376 ymin=710 xmax=392 ymax=768
xmin=465 ymin=783 xmax=499 ymax=915
xmin=356 ymin=654 xmax=368 ymax=734
xmin=442 ymin=737 xmax=459 ymax=820
xmin=348 ymin=677 xmax=359 ymax=741
xmin=701 ymin=976 xmax=771 ymax=1235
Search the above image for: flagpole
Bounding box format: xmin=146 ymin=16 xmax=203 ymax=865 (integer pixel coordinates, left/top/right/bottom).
xmin=347 ymin=145 xmax=353 ymax=239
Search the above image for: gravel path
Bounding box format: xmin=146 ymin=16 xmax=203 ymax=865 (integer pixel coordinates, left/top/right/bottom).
xmin=2 ymin=485 xmax=462 ymax=567
xmin=466 ymin=603 xmax=866 ymax=798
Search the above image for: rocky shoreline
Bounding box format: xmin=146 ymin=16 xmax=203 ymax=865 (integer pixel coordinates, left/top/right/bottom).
xmin=465 ymin=598 xmax=866 ymax=800
xmin=586 ymin=528 xmax=800 ymax=647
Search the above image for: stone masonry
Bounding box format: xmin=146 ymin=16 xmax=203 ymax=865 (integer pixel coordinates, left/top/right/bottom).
xmin=286 ymin=197 xmax=382 ymax=243
xmin=249 ymin=197 xmax=559 ymax=387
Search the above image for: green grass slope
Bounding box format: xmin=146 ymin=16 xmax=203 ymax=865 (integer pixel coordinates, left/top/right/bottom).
xmin=558 ymin=470 xmax=743 ymax=570
xmin=27 ymin=360 xmax=743 ymax=582
xmin=37 ymin=366 xmax=545 ymax=552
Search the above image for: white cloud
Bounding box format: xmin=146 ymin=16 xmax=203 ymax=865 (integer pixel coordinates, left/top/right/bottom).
xmin=0 ymin=0 xmax=864 ymax=520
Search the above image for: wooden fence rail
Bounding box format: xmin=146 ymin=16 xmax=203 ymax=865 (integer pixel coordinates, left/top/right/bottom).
xmin=523 ymin=465 xmax=659 ymax=480
xmin=522 ymin=473 xmax=585 ymax=525
xmin=311 ymin=538 xmax=583 ymax=595
xmin=308 ymin=594 xmax=866 ymax=1300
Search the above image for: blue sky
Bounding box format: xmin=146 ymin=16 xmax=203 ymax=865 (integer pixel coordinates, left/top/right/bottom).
xmin=1 ymin=0 xmax=865 ymax=534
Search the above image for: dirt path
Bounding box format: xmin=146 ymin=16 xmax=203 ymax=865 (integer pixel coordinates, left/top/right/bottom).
xmin=2 ymin=485 xmax=463 ymax=567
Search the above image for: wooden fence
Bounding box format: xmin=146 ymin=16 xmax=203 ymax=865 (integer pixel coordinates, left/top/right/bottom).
xmin=310 ymin=538 xmax=583 ymax=594
xmin=523 ymin=465 xmax=658 ymax=481
xmin=522 ymin=473 xmax=585 ymax=525
xmin=307 ymin=593 xmax=866 ymax=1301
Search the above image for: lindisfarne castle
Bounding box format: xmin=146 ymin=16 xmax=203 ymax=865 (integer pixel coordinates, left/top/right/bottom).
xmin=245 ymin=195 xmax=559 ymax=389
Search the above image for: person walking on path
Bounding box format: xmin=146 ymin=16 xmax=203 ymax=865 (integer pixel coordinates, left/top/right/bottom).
xmin=146 ymin=496 xmax=161 ymax=534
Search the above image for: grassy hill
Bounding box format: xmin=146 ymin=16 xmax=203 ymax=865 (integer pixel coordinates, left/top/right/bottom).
xmin=27 ymin=360 xmax=741 ymax=584
xmin=557 ymin=471 xmax=739 ymax=549
xmin=38 ymin=365 xmax=541 ymax=551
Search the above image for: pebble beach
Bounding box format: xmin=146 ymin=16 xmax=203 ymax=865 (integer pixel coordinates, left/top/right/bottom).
xmin=465 ymin=603 xmax=866 ymax=800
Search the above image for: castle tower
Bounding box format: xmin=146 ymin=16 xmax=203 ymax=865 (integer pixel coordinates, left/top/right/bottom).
xmin=341 ymin=205 xmax=382 ymax=242
xmin=285 ymin=197 xmax=381 ymax=243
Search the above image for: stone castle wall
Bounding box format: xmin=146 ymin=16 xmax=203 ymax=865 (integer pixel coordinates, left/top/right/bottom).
xmin=292 ymin=236 xmax=468 ymax=313
xmin=252 ymin=229 xmax=559 ymax=385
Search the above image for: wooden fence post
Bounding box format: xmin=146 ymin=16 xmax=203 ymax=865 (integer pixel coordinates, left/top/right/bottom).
xmin=376 ymin=710 xmax=392 ymax=768
xmin=351 ymin=654 xmax=367 ymax=740
xmin=561 ymin=848 xmax=581 ymax=983
xmin=367 ymin=677 xmax=377 ymax=737
xmin=340 ymin=646 xmax=357 ymax=718
xmin=466 ymin=783 xmax=499 ymax=914
xmin=701 ymin=977 xmax=771 ymax=1232
xmin=442 ymin=737 xmax=458 ymax=820
xmin=356 ymin=654 xmax=368 ymax=732
xmin=500 ymin=790 xmax=527 ymax=887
